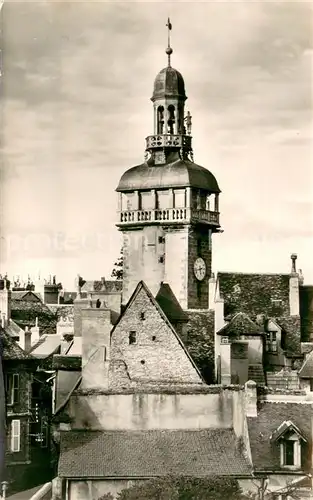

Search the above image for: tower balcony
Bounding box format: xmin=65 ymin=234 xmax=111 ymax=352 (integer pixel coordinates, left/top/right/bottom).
xmin=146 ymin=134 xmax=192 ymax=151
xmin=117 ymin=207 xmax=220 ymax=228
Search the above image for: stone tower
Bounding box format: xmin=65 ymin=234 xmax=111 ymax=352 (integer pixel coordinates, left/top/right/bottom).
xmin=116 ymin=26 xmax=221 ymax=310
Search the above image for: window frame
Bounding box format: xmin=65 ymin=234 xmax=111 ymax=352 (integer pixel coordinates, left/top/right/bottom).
xmin=129 ymin=331 xmax=137 ymax=345
xmin=6 ymin=373 xmax=19 ymax=405
xmin=280 ymin=436 xmax=301 ymax=469
xmin=266 ymin=331 xmax=278 ymax=353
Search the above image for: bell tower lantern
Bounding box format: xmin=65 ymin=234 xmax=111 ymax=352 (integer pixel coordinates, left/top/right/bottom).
xmin=116 ymin=20 xmax=222 ymax=310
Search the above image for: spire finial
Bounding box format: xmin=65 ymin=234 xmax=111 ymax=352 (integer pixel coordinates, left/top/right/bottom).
xmin=166 ymin=18 xmax=173 ymax=67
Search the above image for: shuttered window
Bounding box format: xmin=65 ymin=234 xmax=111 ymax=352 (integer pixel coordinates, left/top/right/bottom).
xmin=11 ymin=419 xmax=21 ymax=452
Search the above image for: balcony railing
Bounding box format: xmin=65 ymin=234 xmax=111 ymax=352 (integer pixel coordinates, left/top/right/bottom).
xmin=146 ymin=134 xmax=192 ymax=150
xmin=117 ymin=208 xmax=219 ymax=226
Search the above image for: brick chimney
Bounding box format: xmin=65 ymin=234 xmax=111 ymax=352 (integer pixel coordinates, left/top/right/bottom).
xmin=289 ymin=254 xmax=300 ymax=316
xmin=81 ymin=301 xmax=112 ymax=391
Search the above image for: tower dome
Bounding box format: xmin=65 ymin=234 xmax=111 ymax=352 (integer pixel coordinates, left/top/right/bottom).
xmin=152 ymin=67 xmax=187 ymax=102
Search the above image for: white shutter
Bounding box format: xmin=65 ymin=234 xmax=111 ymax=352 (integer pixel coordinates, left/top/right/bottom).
xmin=11 ymin=419 xmax=20 ymax=452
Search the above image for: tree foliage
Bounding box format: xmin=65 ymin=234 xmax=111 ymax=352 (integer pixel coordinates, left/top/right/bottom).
xmin=116 ymin=475 xmax=245 ymax=500
xmin=111 ymin=247 xmax=124 ymax=280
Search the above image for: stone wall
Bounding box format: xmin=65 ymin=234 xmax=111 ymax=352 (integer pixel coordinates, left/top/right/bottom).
xmin=68 ymin=391 xmax=235 ymax=431
xmin=110 ymin=285 xmax=202 ymax=387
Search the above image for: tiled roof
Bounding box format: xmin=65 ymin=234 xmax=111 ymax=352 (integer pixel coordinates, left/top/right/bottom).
xmin=0 ymin=327 xmax=33 ymax=360
xmin=248 ymin=365 xmax=265 ymax=386
xmin=217 ymin=312 xmax=263 ymax=337
xmin=5 ymin=319 xmax=24 ymax=339
xmin=80 ymin=280 xmax=122 ymax=293
xmin=298 ymin=351 xmax=313 ymax=378
xmin=217 ymin=272 xmax=291 ymax=318
xmin=247 ymin=401 xmax=313 ymax=471
xmin=155 ymin=283 xmax=188 ymax=323
xmin=58 ymin=429 xmax=252 ymax=478
xmin=11 ymin=299 xmax=51 ymax=313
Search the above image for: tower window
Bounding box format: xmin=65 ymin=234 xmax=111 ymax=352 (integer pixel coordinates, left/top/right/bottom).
xmin=140 ymin=360 xmax=145 ymax=365
xmin=152 ymin=336 xmax=156 ymax=341
xmin=157 ymin=106 xmax=164 ymax=134
xmin=167 ymin=105 xmax=175 ymax=134
xmin=96 ymin=299 xmax=101 ymax=308
xmin=129 ymin=331 xmax=137 ymax=345
xmin=158 ymin=236 xmax=165 ymax=244
xmin=140 ymin=312 xmax=145 ymax=320
xmin=158 ymin=256 xmax=164 ymax=263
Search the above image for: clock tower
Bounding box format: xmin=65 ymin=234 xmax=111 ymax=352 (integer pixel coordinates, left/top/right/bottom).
xmin=116 ymin=22 xmax=221 ymax=310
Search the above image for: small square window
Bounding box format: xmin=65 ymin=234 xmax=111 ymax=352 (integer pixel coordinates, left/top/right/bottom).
xmin=129 ymin=331 xmax=136 ymax=345
xmin=158 ymin=256 xmax=164 ymax=263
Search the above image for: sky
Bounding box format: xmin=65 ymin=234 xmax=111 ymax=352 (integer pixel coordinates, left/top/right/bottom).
xmin=0 ymin=1 xmax=312 ymax=290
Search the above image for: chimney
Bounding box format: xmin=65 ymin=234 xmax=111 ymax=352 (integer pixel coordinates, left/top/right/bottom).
xmin=245 ymin=380 xmax=257 ymax=417
xmin=30 ymin=317 xmax=40 ymax=345
xmin=289 ymin=254 xmax=300 ymax=316
xmin=19 ymin=327 xmax=32 ymax=352
xmin=291 ymin=253 xmax=297 ymax=274
xmin=208 ymin=273 xmax=216 ymax=310
xmin=214 ymin=278 xmax=226 ymax=383
xmin=81 ymin=302 xmax=112 ymax=391
xmin=0 ymin=276 xmax=11 ymax=325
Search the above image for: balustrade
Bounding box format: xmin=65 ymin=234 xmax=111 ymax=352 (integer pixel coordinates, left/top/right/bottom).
xmin=119 ymin=208 xmax=219 ymax=226
xmin=146 ymin=134 xmax=192 ymax=150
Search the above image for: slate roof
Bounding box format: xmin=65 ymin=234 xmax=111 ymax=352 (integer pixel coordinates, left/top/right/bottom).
xmin=58 ymin=429 xmax=252 ymax=478
xmin=247 ymin=402 xmax=313 ymax=471
xmin=217 ymin=312 xmax=264 ymax=337
xmin=0 ymin=327 xmax=33 ymax=361
xmin=155 ymin=283 xmax=188 ymax=323
xmin=298 ymin=351 xmax=313 ymax=378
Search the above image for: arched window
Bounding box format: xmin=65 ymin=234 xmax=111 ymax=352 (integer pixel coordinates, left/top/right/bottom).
xmin=157 ymin=106 xmax=164 ymax=134
xmin=167 ymin=105 xmax=175 ymax=134
xmin=96 ymin=299 xmax=101 ymax=308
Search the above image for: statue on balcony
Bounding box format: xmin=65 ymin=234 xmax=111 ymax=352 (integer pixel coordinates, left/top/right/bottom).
xmin=184 ymin=111 xmax=192 ymax=135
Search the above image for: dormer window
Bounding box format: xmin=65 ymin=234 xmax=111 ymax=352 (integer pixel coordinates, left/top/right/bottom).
xmin=266 ymin=331 xmax=278 ymax=353
xmin=270 ymin=420 xmax=306 ymax=470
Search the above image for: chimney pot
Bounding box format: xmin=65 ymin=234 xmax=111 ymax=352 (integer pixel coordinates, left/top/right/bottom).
xmin=291 ymin=253 xmax=297 ymax=274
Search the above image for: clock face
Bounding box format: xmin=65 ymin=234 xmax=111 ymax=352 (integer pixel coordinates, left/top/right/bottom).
xmin=194 ymin=257 xmax=206 ymax=281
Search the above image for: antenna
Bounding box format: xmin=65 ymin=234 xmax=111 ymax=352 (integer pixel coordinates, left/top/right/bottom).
xmin=166 ymin=18 xmax=173 ymax=67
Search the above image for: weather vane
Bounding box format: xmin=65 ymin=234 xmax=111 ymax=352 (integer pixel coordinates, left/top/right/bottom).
xmin=166 ymin=17 xmax=173 ymax=67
